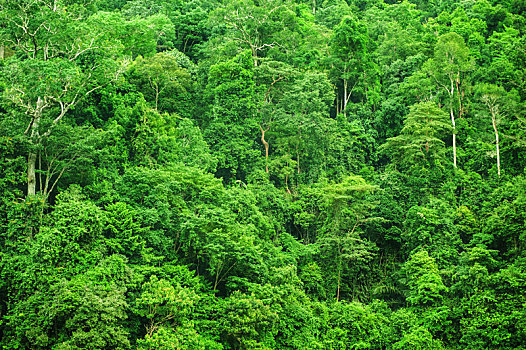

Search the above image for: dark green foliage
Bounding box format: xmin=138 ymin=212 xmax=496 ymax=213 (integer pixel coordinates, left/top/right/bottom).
xmin=1 ymin=0 xmax=526 ymax=349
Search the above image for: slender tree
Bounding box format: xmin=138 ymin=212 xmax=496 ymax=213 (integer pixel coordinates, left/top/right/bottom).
xmin=425 ymin=32 xmax=473 ymax=169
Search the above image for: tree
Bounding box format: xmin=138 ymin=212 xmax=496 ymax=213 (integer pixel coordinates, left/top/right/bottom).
xmin=205 ymin=51 xmax=259 ymax=181
xmin=327 ymin=15 xmax=370 ymax=116
xmin=424 ymin=32 xmax=473 ymax=168
xmin=211 ymin=0 xmax=297 ymax=67
xmin=474 ymin=83 xmax=510 ymax=177
xmin=135 ymin=275 xmax=199 ymax=338
xmin=272 ymin=71 xmax=334 ymax=182
xmin=0 ymin=0 xmax=125 ymax=196
xmin=130 ymin=52 xmax=193 ymax=113
xmin=403 ymin=250 xmax=447 ymax=306
xmin=319 ymin=176 xmax=377 ymax=301
xmin=218 ymin=291 xmax=278 ymax=349
xmin=380 ymin=102 xmax=452 ymax=168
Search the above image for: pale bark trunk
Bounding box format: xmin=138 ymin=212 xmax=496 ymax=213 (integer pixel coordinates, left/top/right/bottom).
xmin=0 ymin=44 xmax=4 ymax=59
xmin=260 ymin=125 xmax=269 ymax=173
xmin=251 ymin=45 xmax=258 ymax=67
xmin=213 ymin=262 xmax=222 ymax=291
xmin=343 ymin=79 xmax=347 ymax=117
xmin=449 ymin=98 xmax=457 ymax=168
xmin=27 ymin=152 xmax=37 ymax=196
xmin=491 ymin=110 xmax=501 ymax=177
xmin=449 ymin=78 xmax=457 ymax=168
xmin=27 ymin=99 xmax=44 ymax=196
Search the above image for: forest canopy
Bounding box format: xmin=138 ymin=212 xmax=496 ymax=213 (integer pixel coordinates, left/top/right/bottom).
xmin=0 ymin=0 xmax=525 ymax=349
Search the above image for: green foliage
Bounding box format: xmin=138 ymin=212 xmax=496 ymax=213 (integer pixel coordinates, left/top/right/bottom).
xmin=381 ymin=101 xmax=452 ymax=168
xmin=129 ymin=52 xmax=194 ymax=114
xmin=403 ymin=250 xmax=447 ymax=306
xmin=1 ymin=0 xmax=526 ymax=349
xmin=205 ymin=51 xmax=259 ymax=181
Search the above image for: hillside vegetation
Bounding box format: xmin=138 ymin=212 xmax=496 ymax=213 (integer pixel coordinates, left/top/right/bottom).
xmin=0 ymin=0 xmax=525 ymax=348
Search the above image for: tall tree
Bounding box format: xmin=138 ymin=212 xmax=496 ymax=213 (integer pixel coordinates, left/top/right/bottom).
xmin=0 ymin=0 xmax=124 ymax=196
xmin=424 ymin=32 xmax=473 ymax=169
xmin=380 ymin=101 xmax=452 ymax=168
xmin=327 ymin=15 xmax=370 ymax=116
xmin=211 ymin=0 xmax=297 ymax=67
xmin=205 ymin=51 xmax=259 ymax=181
xmin=319 ymin=175 xmax=377 ymax=301
xmin=475 ymin=84 xmax=508 ymax=177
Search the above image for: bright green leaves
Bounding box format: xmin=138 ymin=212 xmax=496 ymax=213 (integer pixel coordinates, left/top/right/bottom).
xmin=135 ymin=275 xmax=199 ymax=336
xmin=49 ymin=259 xmax=132 ymax=350
xmin=210 ymin=0 xmax=298 ymax=66
xmin=104 ymin=202 xmax=150 ymax=261
xmin=327 ymin=15 xmax=374 ymax=113
xmin=219 ymin=291 xmax=278 ymax=349
xmin=381 ymin=102 xmax=452 ymax=169
xmin=403 ymin=250 xmax=447 ymax=306
xmin=0 ymin=2 xmax=126 ymax=197
xmin=429 ymin=32 xmax=473 ymax=81
xmin=331 ymin=15 xmax=368 ymax=64
xmin=137 ymin=326 xmax=212 ymax=350
xmin=207 ymin=51 xmax=257 ymax=120
xmin=272 ymin=71 xmax=334 ymax=183
xmin=129 ymin=103 xmax=216 ymax=170
xmin=129 ymin=52 xmax=193 ymax=113
xmin=205 ymin=51 xmax=259 ymax=181
xmin=317 ymin=176 xmax=378 ymax=301
xmin=1 ymin=0 xmax=526 ymax=349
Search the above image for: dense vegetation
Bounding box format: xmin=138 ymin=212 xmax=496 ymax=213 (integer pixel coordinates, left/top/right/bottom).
xmin=0 ymin=0 xmax=525 ymax=348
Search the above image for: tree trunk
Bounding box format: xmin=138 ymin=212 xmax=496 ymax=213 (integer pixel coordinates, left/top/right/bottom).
xmin=449 ymin=79 xmax=457 ymax=168
xmin=285 ymin=173 xmax=291 ymax=194
xmin=343 ymin=79 xmax=347 ymax=117
xmin=251 ymin=45 xmax=258 ymax=67
xmin=491 ymin=109 xmax=501 ymax=177
xmin=27 ymin=152 xmax=37 ymax=196
xmin=27 ymin=100 xmax=44 ymax=196
xmin=260 ymin=125 xmax=269 ymax=173
xmin=451 ymin=101 xmax=457 ymax=169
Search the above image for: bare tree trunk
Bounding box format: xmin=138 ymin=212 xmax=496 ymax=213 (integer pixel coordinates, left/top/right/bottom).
xmin=343 ymin=79 xmax=347 ymax=117
xmin=27 ymin=100 xmax=44 ymax=196
xmin=285 ymin=173 xmax=291 ymax=194
xmin=213 ymin=262 xmax=222 ymax=291
xmin=491 ymin=110 xmax=501 ymax=177
xmin=0 ymin=44 xmax=4 ymax=59
xmin=251 ymin=45 xmax=258 ymax=67
xmin=27 ymin=152 xmax=37 ymax=196
xmin=449 ymin=79 xmax=457 ymax=168
xmin=260 ymin=125 xmax=269 ymax=173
